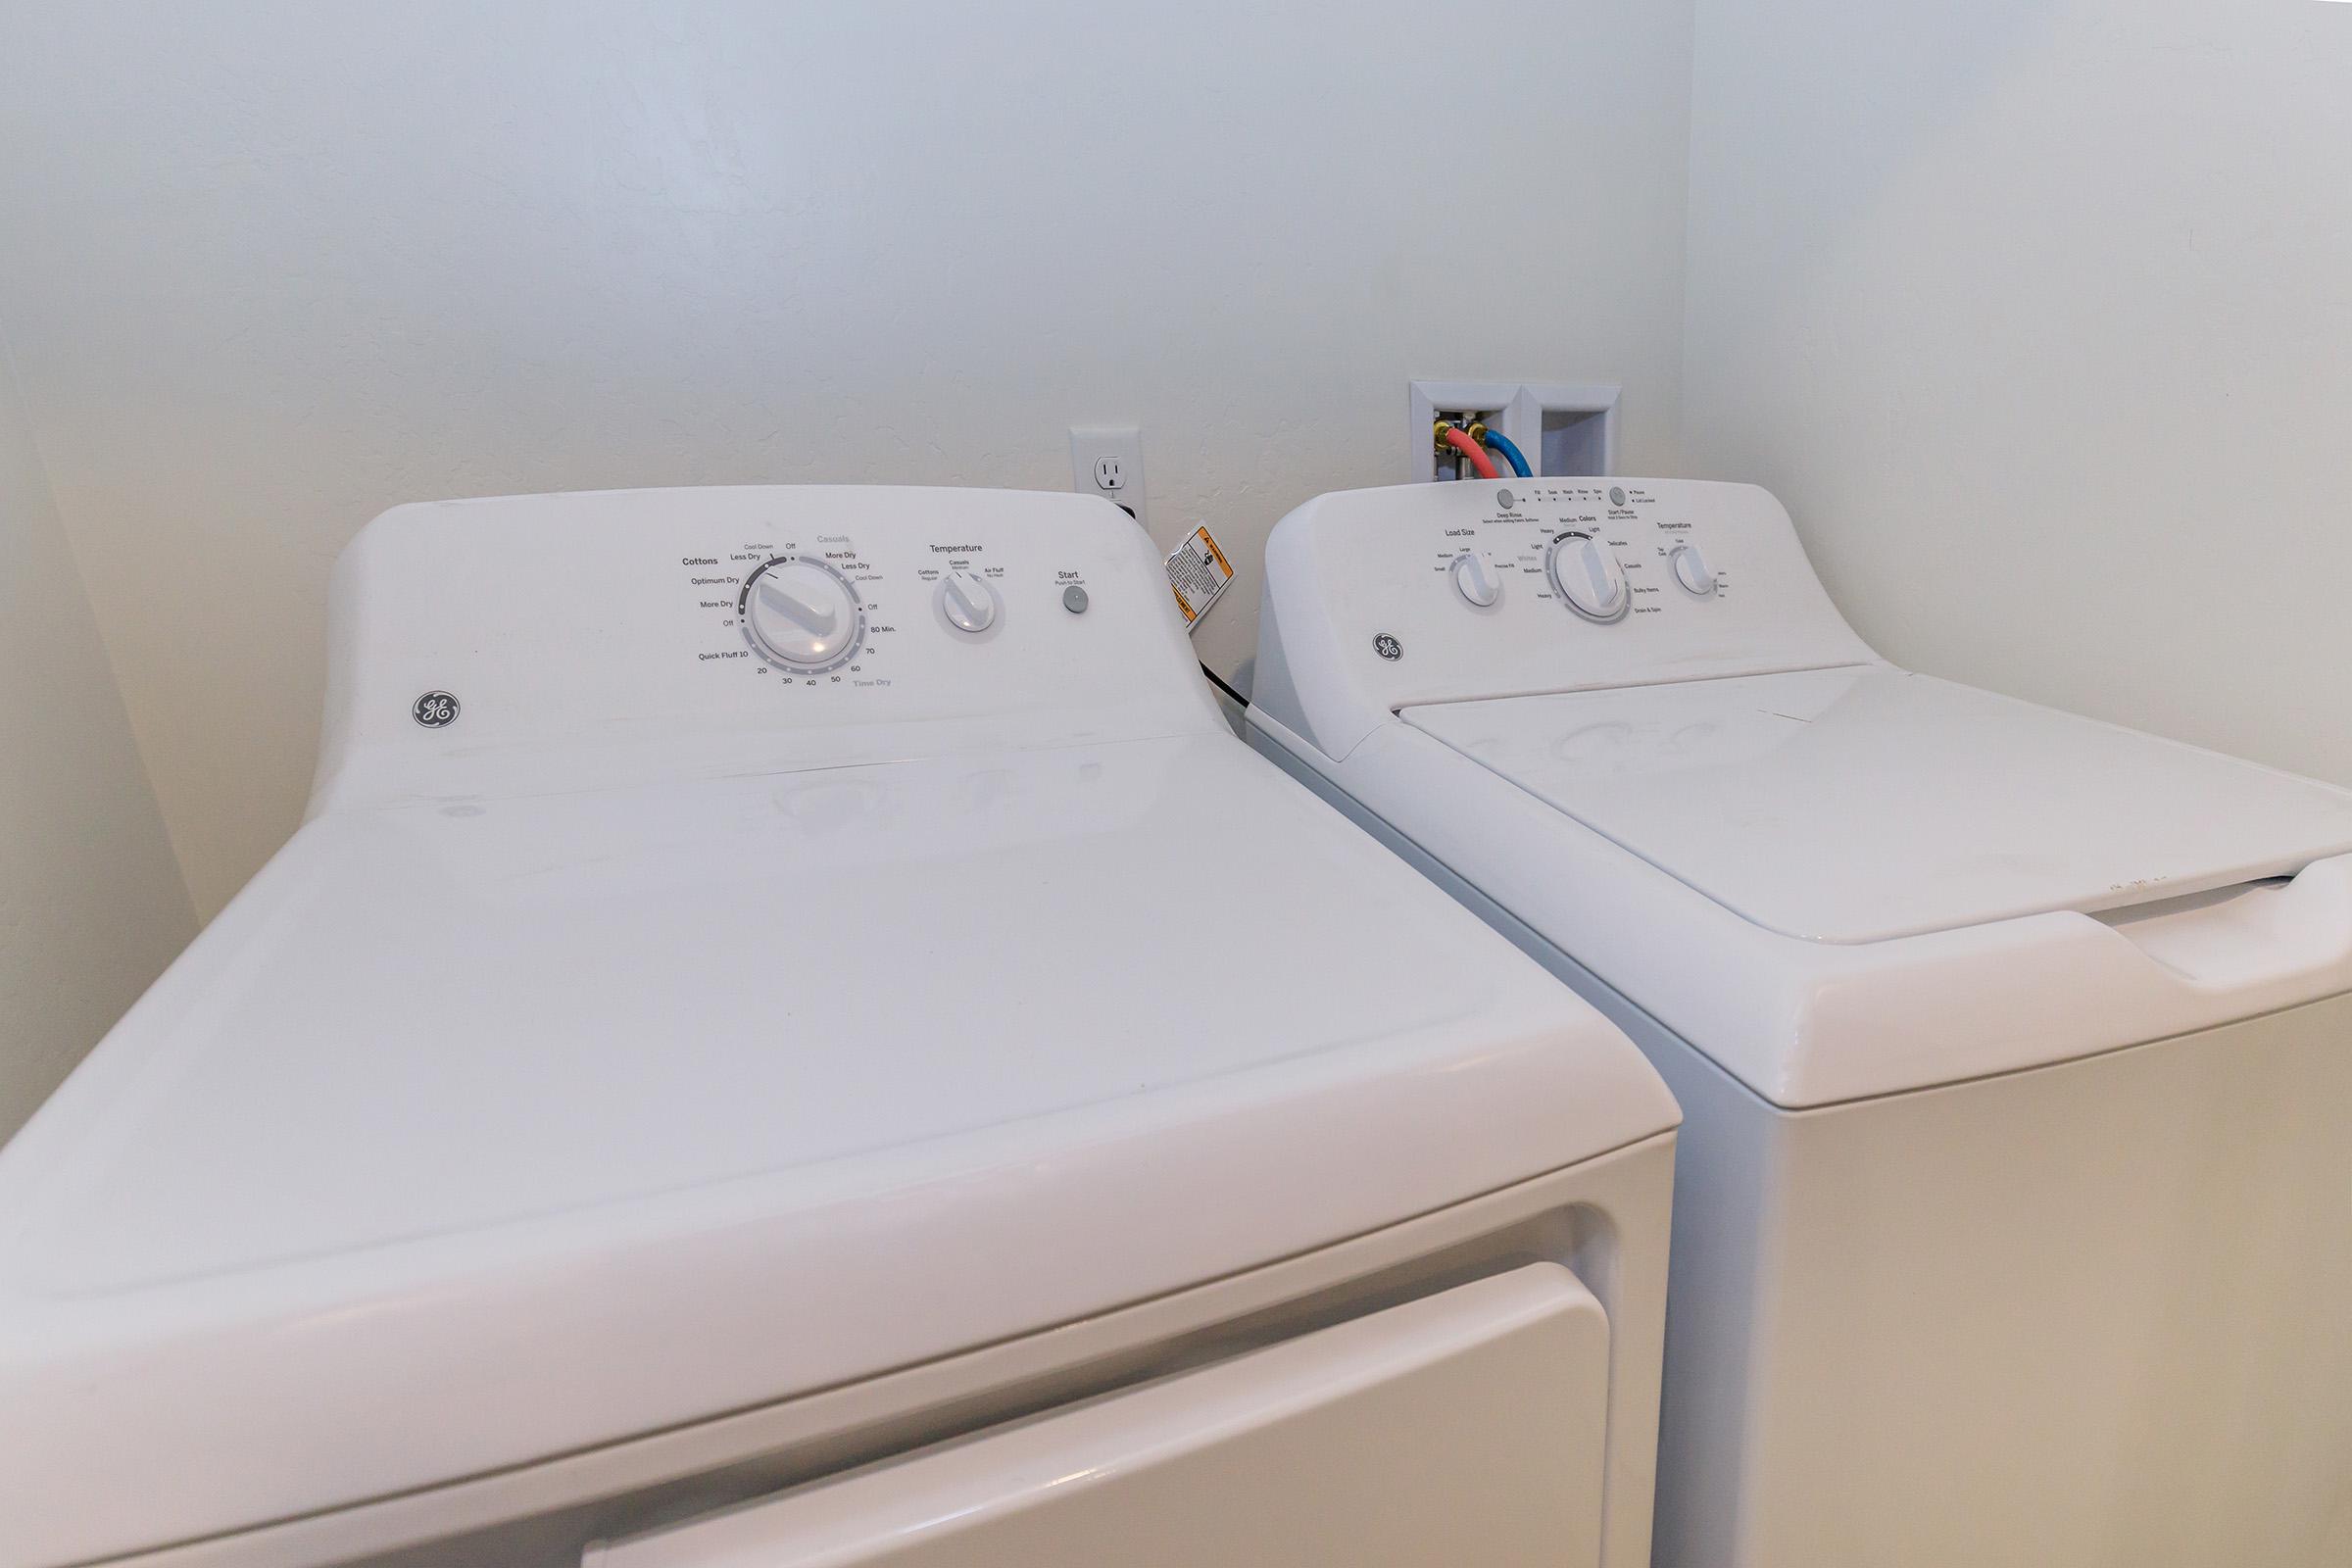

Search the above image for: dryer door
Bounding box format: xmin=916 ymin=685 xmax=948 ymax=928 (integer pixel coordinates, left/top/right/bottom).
xmin=590 ymin=1263 xmax=1610 ymax=1568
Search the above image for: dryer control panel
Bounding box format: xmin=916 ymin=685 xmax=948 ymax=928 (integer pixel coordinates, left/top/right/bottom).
xmin=311 ymin=487 xmax=1220 ymax=812
xmin=1252 ymin=478 xmax=1881 ymax=761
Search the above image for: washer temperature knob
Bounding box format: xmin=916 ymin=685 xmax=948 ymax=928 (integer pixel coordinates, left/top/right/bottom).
xmin=742 ymin=557 xmax=864 ymax=671
xmin=1671 ymin=543 xmax=1718 ymax=596
xmin=1450 ymin=550 xmax=1501 ymax=608
xmin=1545 ymin=534 xmax=1631 ymax=623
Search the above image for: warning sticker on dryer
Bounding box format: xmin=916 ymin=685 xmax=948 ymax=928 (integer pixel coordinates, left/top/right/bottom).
xmin=1165 ymin=524 xmax=1234 ymax=632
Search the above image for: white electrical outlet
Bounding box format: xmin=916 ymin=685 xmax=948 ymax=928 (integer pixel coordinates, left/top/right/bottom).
xmin=1070 ymin=426 xmax=1146 ymax=527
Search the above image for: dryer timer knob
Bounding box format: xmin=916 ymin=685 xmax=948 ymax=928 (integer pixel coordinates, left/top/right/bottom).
xmin=745 ymin=558 xmax=864 ymax=669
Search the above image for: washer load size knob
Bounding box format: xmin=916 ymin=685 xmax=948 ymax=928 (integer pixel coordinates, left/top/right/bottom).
xmin=741 ymin=556 xmax=864 ymax=671
xmin=1450 ymin=550 xmax=1501 ymax=608
xmin=1545 ymin=533 xmax=1631 ymax=623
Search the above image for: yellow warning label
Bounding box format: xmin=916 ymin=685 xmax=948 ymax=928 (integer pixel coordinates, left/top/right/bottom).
xmin=1164 ymin=524 xmax=1235 ymax=631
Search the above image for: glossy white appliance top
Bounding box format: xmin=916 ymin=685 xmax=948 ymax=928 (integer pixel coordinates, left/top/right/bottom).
xmin=0 ymin=488 xmax=1673 ymax=1568
xmin=1406 ymin=666 xmax=2352 ymax=945
xmin=1250 ymin=478 xmax=2352 ymax=1107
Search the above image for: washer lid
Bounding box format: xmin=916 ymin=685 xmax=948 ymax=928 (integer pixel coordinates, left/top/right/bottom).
xmin=1404 ymin=667 xmax=2352 ymax=945
xmin=0 ymin=733 xmax=1671 ymax=1568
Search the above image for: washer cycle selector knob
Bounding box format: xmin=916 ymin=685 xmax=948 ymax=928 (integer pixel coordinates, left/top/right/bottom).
xmin=1545 ymin=533 xmax=1631 ymax=623
xmin=741 ymin=556 xmax=864 ymax=671
xmin=1450 ymin=550 xmax=1500 ymax=608
xmin=937 ymin=565 xmax=998 ymax=633
xmin=1671 ymin=543 xmax=1718 ymax=596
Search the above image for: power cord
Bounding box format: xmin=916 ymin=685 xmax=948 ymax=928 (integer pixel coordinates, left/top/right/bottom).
xmin=1199 ymin=662 xmax=1249 ymax=708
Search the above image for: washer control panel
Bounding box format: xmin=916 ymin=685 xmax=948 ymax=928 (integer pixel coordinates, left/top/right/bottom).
xmin=1253 ymin=477 xmax=1880 ymax=760
xmin=1422 ymin=481 xmax=1738 ymax=628
xmin=318 ymin=487 xmax=1216 ymax=810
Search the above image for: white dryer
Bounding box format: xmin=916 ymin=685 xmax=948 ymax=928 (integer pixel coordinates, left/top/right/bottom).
xmin=0 ymin=487 xmax=1678 ymax=1568
xmin=1248 ymin=476 xmax=2352 ymax=1568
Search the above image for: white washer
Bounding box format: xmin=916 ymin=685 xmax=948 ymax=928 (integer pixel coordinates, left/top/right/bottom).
xmin=1249 ymin=477 xmax=2352 ymax=1568
xmin=0 ymin=487 xmax=1679 ymax=1568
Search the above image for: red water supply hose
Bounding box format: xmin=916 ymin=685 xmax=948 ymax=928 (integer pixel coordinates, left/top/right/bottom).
xmin=1439 ymin=422 xmax=1500 ymax=480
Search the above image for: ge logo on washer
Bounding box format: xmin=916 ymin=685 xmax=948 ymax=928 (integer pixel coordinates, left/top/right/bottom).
xmin=1373 ymin=634 xmax=1403 ymax=662
xmin=412 ymin=691 xmax=461 ymax=728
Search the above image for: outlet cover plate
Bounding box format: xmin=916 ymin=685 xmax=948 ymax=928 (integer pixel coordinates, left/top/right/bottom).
xmin=1070 ymin=426 xmax=1146 ymax=527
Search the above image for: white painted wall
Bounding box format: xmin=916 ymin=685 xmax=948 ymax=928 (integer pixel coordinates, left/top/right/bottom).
xmin=0 ymin=0 xmax=1696 ymax=917
xmin=1683 ymin=0 xmax=2352 ymax=786
xmin=0 ymin=335 xmax=194 ymax=1142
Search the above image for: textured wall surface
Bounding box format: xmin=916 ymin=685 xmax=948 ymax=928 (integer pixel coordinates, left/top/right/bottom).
xmin=0 ymin=337 xmax=195 ymax=1143
xmin=1683 ymin=0 xmax=2352 ymax=785
xmin=0 ymin=0 xmax=1696 ymax=916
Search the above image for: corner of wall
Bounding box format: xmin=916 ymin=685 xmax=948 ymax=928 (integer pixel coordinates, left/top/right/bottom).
xmin=0 ymin=315 xmax=197 ymax=1143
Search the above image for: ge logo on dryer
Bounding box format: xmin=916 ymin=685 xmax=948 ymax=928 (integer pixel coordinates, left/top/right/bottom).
xmin=412 ymin=691 xmax=461 ymax=728
xmin=1373 ymin=634 xmax=1403 ymax=662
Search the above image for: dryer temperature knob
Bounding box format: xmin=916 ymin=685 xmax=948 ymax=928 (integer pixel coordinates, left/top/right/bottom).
xmin=937 ymin=565 xmax=998 ymax=634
